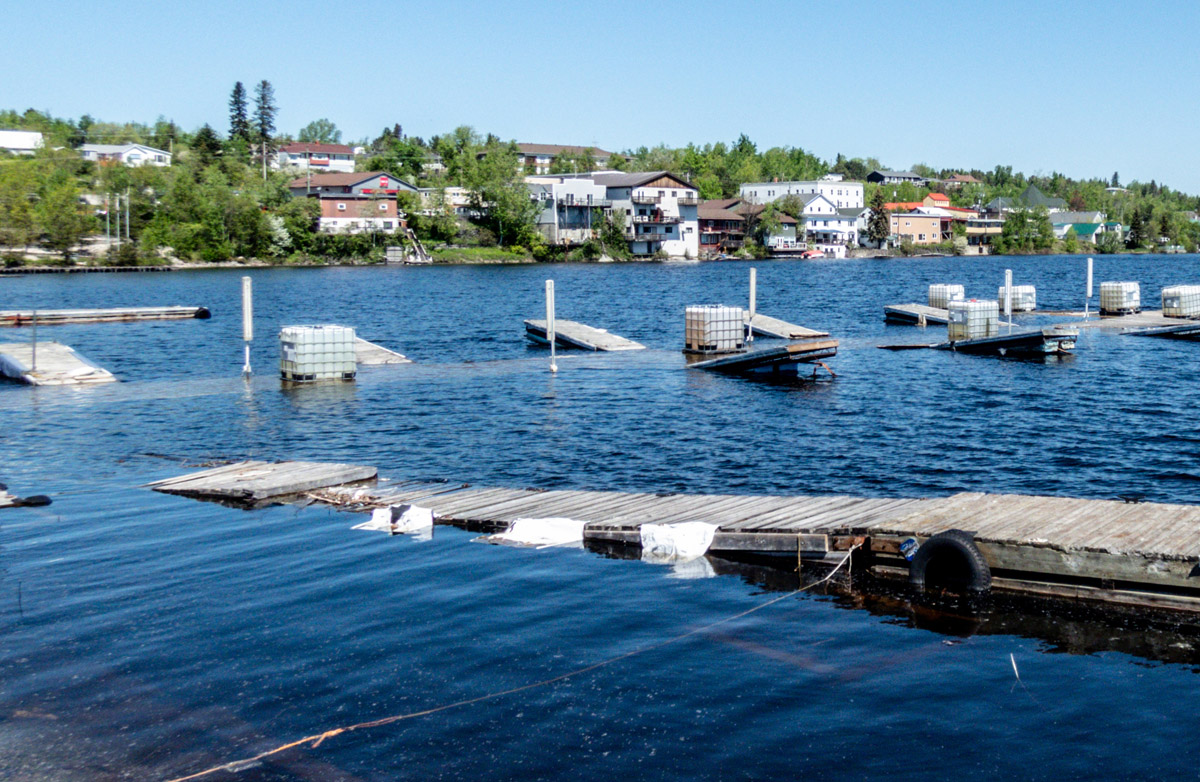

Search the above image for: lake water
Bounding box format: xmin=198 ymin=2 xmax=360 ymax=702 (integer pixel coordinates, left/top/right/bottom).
xmin=3 ymin=255 xmax=1200 ymax=780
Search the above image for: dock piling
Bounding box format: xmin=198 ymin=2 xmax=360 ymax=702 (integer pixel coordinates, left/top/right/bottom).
xmin=1085 ymin=257 xmax=1094 ymax=319
xmin=241 ymin=276 xmax=253 ymax=377
xmin=30 ymin=310 xmax=36 ymax=373
xmin=748 ymin=268 xmax=756 ymax=343
xmin=545 ymin=280 xmax=557 ymax=373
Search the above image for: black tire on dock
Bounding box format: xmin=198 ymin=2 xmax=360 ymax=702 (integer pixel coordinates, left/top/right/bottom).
xmin=908 ymin=529 xmax=991 ymax=594
xmin=195 ymin=307 xmax=212 ymax=320
xmin=14 ymin=495 xmax=52 ymax=507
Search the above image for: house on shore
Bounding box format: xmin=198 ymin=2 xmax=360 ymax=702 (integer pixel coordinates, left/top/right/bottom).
xmin=591 ymin=171 xmax=699 ymax=257
xmin=288 ymin=172 xmax=418 ymax=234
xmin=867 ymin=169 xmax=928 ymax=187
xmin=273 ymin=143 xmax=356 ymax=173
xmin=890 ymin=212 xmax=944 ymax=245
xmin=526 ymin=176 xmax=611 ymax=245
xmin=80 ymin=143 xmax=171 ymax=167
xmin=942 ymin=173 xmax=982 ymax=189
xmin=517 ymin=143 xmax=615 ymax=175
xmin=983 ymin=185 xmax=1066 ymax=215
xmin=0 ymin=130 xmax=43 ymax=155
xmin=739 ymin=174 xmax=864 ymax=209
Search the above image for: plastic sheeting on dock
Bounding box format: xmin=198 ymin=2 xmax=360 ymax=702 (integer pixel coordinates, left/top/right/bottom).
xmin=640 ymin=522 xmax=719 ymax=564
xmin=485 ymin=517 xmax=586 ymax=548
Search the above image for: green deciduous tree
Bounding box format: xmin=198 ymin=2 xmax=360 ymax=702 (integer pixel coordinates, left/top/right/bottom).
xmin=467 ymin=138 xmax=541 ymax=248
xmin=37 ymin=178 xmax=90 ymax=260
xmin=298 ymin=118 xmax=341 ymax=144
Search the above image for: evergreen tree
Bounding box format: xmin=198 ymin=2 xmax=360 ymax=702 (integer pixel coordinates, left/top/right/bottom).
xmin=252 ymin=80 xmax=277 ymax=145
xmin=1111 ymin=171 xmax=1120 ymax=188
xmin=1126 ymin=209 xmax=1144 ymax=249
xmin=867 ymin=188 xmax=890 ymax=245
xmin=191 ymin=124 xmax=223 ymax=168
xmin=228 ymin=82 xmax=250 ymax=141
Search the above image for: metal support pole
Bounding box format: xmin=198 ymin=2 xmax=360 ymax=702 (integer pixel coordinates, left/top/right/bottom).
xmin=546 ymin=279 xmax=557 ymax=373
xmin=1085 ymin=257 xmax=1094 ymax=319
xmin=748 ymin=267 xmax=757 ymax=343
xmin=30 ymin=310 xmax=37 ymax=373
xmin=241 ymin=276 xmax=253 ymax=376
xmin=1004 ymin=268 xmax=1013 ymax=333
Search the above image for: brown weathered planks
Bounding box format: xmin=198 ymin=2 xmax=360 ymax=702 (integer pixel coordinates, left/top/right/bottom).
xmin=148 ymin=460 xmax=377 ymax=503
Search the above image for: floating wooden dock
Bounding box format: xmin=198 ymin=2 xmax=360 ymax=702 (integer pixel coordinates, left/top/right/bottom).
xmin=0 ymin=306 xmax=210 ymax=327
xmin=355 ymin=338 xmax=412 ymax=365
xmin=524 ymin=319 xmax=645 ymax=351
xmin=745 ymin=313 xmax=829 ymax=339
xmin=884 ymin=303 xmax=949 ymax=326
xmin=1124 ymin=322 xmax=1200 ymax=340
xmin=686 ymin=339 xmax=838 ymax=375
xmin=934 ymin=326 xmax=1078 ymax=356
xmin=0 ymin=342 xmax=116 ymax=385
xmin=151 ymin=461 xmax=1200 ymax=610
xmin=147 ymin=460 xmax=377 ymax=504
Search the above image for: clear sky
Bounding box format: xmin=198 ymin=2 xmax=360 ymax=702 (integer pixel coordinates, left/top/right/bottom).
xmin=5 ymin=0 xmax=1198 ymax=191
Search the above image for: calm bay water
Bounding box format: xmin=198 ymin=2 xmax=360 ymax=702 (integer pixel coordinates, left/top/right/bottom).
xmin=2 ymin=255 xmax=1200 ymax=780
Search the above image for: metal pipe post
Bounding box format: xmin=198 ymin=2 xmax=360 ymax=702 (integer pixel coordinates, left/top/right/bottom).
xmin=241 ymin=276 xmax=253 ymax=376
xmin=546 ymin=279 xmax=557 ymax=373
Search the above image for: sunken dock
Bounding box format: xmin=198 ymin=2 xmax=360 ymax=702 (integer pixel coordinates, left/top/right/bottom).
xmin=354 ymin=337 xmax=412 ymax=365
xmin=1124 ymin=322 xmax=1200 ymax=340
xmin=934 ymin=326 xmax=1079 ymax=356
xmin=147 ymin=460 xmax=377 ymax=504
xmin=686 ymin=339 xmax=838 ymax=375
xmin=745 ymin=313 xmax=829 ymax=340
xmin=153 ymin=461 xmax=1200 ymax=612
xmin=0 ymin=342 xmax=116 ymax=385
xmin=524 ymin=319 xmax=645 ymax=351
xmin=884 ymin=303 xmax=950 ymax=326
xmin=0 ymin=306 xmax=211 ymax=327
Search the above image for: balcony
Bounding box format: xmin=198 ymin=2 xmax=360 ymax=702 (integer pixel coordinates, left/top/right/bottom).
xmin=676 ymin=195 xmax=700 ymax=206
xmin=633 ymin=214 xmax=683 ymax=224
xmin=631 ymin=193 xmax=661 ymax=205
xmin=558 ymin=197 xmax=611 ymax=208
xmin=632 ymin=232 xmax=669 ymax=242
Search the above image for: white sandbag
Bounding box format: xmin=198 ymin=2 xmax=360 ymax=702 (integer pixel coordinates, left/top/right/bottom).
xmin=353 ymin=504 xmax=434 ymax=536
xmin=640 ymin=521 xmax=719 ymax=564
xmin=486 ymin=517 xmax=585 ymax=548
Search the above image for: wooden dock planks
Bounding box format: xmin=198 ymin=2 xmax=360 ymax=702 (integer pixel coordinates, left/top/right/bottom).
xmin=884 ymin=304 xmax=950 ymax=326
xmin=0 ymin=306 xmax=210 ymax=327
xmin=0 ymin=342 xmax=116 ymax=386
xmin=149 ymin=460 xmax=1200 ymax=608
xmin=354 ymin=338 xmax=412 ymax=365
xmin=685 ymin=340 xmax=838 ymax=374
xmin=745 ymin=313 xmax=829 ymax=339
xmin=148 ymin=460 xmax=376 ymax=503
xmin=523 ymin=319 xmax=645 ymax=351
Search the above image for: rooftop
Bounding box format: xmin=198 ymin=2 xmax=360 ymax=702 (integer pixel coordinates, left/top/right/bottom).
xmin=279 ymin=142 xmax=354 ymax=154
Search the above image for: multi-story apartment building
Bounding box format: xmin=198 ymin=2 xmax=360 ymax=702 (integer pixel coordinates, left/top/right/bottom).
xmin=739 ymin=174 xmax=864 ymax=209
xmin=274 ymin=143 xmax=356 ymax=174
xmin=594 ymin=171 xmax=700 ymax=258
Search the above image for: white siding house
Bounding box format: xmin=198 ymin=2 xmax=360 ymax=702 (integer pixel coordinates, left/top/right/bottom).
xmin=80 ymin=143 xmax=171 ymax=167
xmin=740 ymin=175 xmax=864 ymax=209
xmin=0 ymin=130 xmax=43 ymax=155
xmin=273 ymin=143 xmax=356 ymax=173
xmin=594 ymin=171 xmax=700 ymax=258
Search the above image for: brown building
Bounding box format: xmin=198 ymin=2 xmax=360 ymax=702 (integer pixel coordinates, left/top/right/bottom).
xmin=890 ymin=213 xmax=944 ymax=244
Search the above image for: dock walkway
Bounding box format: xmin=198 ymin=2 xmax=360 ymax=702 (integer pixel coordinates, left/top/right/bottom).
xmin=745 ymin=313 xmax=829 ymax=339
xmin=884 ymin=304 xmax=949 ymax=326
xmin=355 ymin=338 xmax=411 ymax=365
xmin=153 ymin=460 xmax=1200 ymax=611
xmin=0 ymin=342 xmax=116 ymax=385
xmin=0 ymin=306 xmax=210 ymax=327
xmin=524 ymin=319 xmax=645 ymax=351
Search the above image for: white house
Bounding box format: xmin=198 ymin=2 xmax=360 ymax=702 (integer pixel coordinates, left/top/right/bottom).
xmin=0 ymin=130 xmax=43 ymax=155
xmin=526 ymin=175 xmax=611 ymax=245
xmin=80 ymin=143 xmax=171 ymax=167
xmin=516 ymin=143 xmax=615 ymax=174
xmin=273 ymin=143 xmax=356 ymax=173
xmin=739 ymin=175 xmax=864 ymax=209
xmin=593 ymin=171 xmax=700 ymax=258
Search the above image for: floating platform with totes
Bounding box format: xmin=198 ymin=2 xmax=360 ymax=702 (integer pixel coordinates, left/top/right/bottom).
xmin=153 ymin=460 xmax=1200 ymax=613
xmin=0 ymin=306 xmax=210 ymax=327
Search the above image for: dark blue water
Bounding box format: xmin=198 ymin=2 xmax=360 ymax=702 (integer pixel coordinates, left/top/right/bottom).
xmin=2 ymin=256 xmax=1200 ymax=780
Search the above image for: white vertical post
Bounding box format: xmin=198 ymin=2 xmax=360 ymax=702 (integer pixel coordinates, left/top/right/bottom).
xmin=30 ymin=310 xmax=37 ymax=373
xmin=1004 ymin=268 xmax=1013 ymax=333
xmin=1085 ymin=257 xmax=1094 ymax=318
xmin=545 ymin=279 xmax=557 ymax=373
xmin=241 ymin=276 xmax=253 ymax=376
xmin=748 ymin=267 xmax=757 ymax=343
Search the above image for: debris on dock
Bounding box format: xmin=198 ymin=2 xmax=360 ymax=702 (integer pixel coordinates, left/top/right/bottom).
xmin=0 ymin=306 xmax=210 ymax=327
xmin=686 ymin=339 xmax=839 ymax=375
xmin=148 ymin=460 xmax=377 ymax=505
xmin=884 ymin=303 xmax=950 ymax=326
xmin=523 ymin=318 xmax=645 ymax=351
xmin=0 ymin=342 xmax=117 ymax=385
xmin=354 ymin=337 xmax=412 ymax=365
xmin=744 ymin=313 xmax=829 ymax=340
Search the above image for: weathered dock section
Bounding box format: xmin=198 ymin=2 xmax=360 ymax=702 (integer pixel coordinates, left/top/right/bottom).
xmin=1124 ymin=322 xmax=1200 ymax=341
xmin=354 ymin=337 xmax=412 ymax=365
xmin=745 ymin=313 xmax=829 ymax=340
xmin=524 ymin=319 xmax=645 ymax=351
xmin=152 ymin=461 xmax=1200 ymax=610
xmin=0 ymin=342 xmax=116 ymax=385
xmin=686 ymin=339 xmax=838 ymax=375
xmin=934 ymin=326 xmax=1078 ymax=356
xmin=148 ymin=460 xmax=376 ymax=504
xmin=884 ymin=303 xmax=949 ymax=326
xmin=0 ymin=306 xmax=210 ymax=326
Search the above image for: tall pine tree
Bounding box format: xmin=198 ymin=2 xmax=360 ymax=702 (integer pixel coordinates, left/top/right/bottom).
xmin=253 ymin=80 xmax=277 ymax=145
xmin=867 ymin=188 xmax=891 ymax=246
xmin=228 ymin=82 xmax=249 ymax=141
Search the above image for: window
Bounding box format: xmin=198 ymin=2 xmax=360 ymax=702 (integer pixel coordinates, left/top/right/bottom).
xmin=337 ymin=203 xmax=346 ymax=211
xmin=904 ymin=220 xmax=910 ymax=227
xmin=379 ymin=203 xmax=389 ymax=211
xmin=626 ymin=209 xmax=631 ymax=216
xmin=665 ymin=226 xmax=673 ymax=234
xmin=382 ymin=221 xmax=393 ymax=229
xmin=638 ymin=208 xmax=647 ymax=216
xmin=919 ymin=234 xmax=926 ymax=241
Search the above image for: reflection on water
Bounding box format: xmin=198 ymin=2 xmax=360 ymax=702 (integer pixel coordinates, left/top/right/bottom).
xmin=5 ymin=257 xmax=1200 ymax=779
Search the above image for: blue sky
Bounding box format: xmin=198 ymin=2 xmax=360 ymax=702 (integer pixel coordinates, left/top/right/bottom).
xmin=5 ymin=0 xmax=1198 ymax=192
